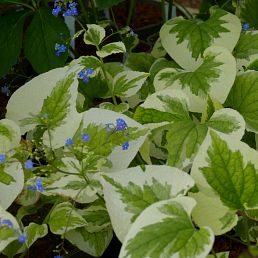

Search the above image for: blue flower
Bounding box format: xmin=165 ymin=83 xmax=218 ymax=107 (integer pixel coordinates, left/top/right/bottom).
xmin=25 ymin=160 xmax=33 ymax=170
xmin=0 ymin=154 xmax=6 ymax=164
xmin=122 ymin=141 xmax=129 ymax=150
xmin=242 ymin=23 xmax=250 ymax=31
xmin=82 ymin=133 xmax=90 ymax=142
xmin=53 ymin=255 xmax=63 ymax=258
xmin=18 ymin=233 xmax=27 ymax=244
xmin=65 ymin=138 xmax=74 ymax=146
xmin=41 ymin=113 xmax=49 ymax=118
xmin=55 ymin=43 xmax=67 ymax=56
xmin=28 ymin=185 xmax=37 ymax=191
xmin=116 ymin=118 xmax=127 ymax=131
xmin=52 ymin=5 xmax=62 ymax=16
xmin=36 ymin=178 xmax=44 ymax=192
xmin=78 ymin=68 xmax=94 ymax=83
xmin=0 ymin=219 xmax=13 ymax=228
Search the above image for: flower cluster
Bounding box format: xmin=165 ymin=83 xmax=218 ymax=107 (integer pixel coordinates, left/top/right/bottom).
xmin=65 ymin=132 xmax=91 ymax=146
xmin=52 ymin=1 xmax=78 ymax=17
xmin=78 ymin=68 xmax=94 ymax=83
xmin=0 ymin=218 xmax=13 ymax=228
xmin=18 ymin=233 xmax=27 ymax=244
xmin=55 ymin=43 xmax=67 ymax=56
xmin=116 ymin=118 xmax=127 ymax=131
xmin=28 ymin=177 xmax=44 ymax=192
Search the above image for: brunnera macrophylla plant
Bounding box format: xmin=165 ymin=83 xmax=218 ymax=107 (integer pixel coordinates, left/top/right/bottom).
xmin=1 ymin=6 xmax=258 ymax=258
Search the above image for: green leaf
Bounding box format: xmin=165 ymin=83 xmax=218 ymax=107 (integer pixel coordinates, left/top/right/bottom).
xmin=234 ymin=31 xmax=258 ymax=69
xmin=0 ymin=168 xmax=14 ymax=185
xmin=6 ymin=67 xmax=82 ymax=148
xmin=0 ymin=119 xmax=21 ymax=153
xmin=24 ymin=7 xmax=70 ymax=74
xmin=95 ymin=0 xmax=124 ymax=9
xmin=82 ymin=108 xmax=148 ymax=171
xmin=189 ymin=191 xmax=238 ymax=235
xmin=0 ymin=11 xmax=27 ymax=77
xmin=119 ymin=197 xmax=214 ymax=258
xmin=247 ymin=58 xmax=258 ymax=71
xmin=194 ymin=131 xmax=258 ymax=210
xmin=24 ymin=223 xmax=48 ymax=248
xmin=160 ymin=6 xmax=241 ymax=70
xmin=101 ymin=165 xmax=194 ymax=241
xmin=99 ymin=102 xmax=129 ymax=113
xmin=84 ymin=24 xmax=105 ymax=47
xmin=240 ymin=0 xmax=258 ymax=29
xmin=151 ymin=38 xmax=167 ymax=58
xmin=40 ymin=73 xmax=74 ymax=130
xmin=126 ymin=53 xmax=156 ymax=73
xmin=66 ymin=226 xmax=113 ymax=257
xmin=154 ymin=46 xmax=236 ymax=112
xmin=48 ymin=202 xmax=87 ymax=234
xmin=225 ymin=71 xmax=258 ymax=132
xmin=0 ymin=207 xmax=20 ymax=252
xmin=96 ymin=41 xmax=126 ymax=58
xmin=111 ymin=71 xmax=149 ymax=98
xmin=0 ymin=162 xmax=24 ymax=210
xmin=134 ymin=89 xmax=245 ymax=168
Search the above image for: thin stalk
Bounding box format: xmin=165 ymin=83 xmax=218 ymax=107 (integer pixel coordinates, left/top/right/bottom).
xmin=211 ymin=249 xmax=218 ymax=258
xmin=225 ymin=234 xmax=248 ymax=246
xmin=161 ymin=0 xmax=167 ymax=23
xmin=126 ymin=0 xmax=136 ymax=26
xmin=89 ymin=0 xmax=98 ymax=23
xmin=75 ymin=17 xmax=86 ymax=31
xmin=15 ymin=1 xmax=35 ymax=11
xmin=167 ymin=0 xmax=173 ymax=20
xmin=221 ymin=0 xmax=231 ymax=8
xmin=78 ymin=0 xmax=89 ymax=23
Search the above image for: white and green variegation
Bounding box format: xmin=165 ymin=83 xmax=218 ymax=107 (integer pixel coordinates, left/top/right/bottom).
xmin=226 ymin=71 xmax=258 ymax=133
xmin=65 ymin=204 xmax=113 ymax=257
xmin=48 ymin=202 xmax=87 ymax=235
xmin=192 ymin=131 xmax=258 ymax=209
xmin=84 ymin=24 xmax=105 ymax=46
xmin=0 ymin=119 xmax=21 ymax=153
xmin=0 ymin=161 xmax=24 ymax=210
xmin=101 ymin=165 xmax=194 ymax=242
xmin=119 ymin=197 xmax=214 ymax=258
xmin=134 ymin=89 xmax=245 ymax=168
xmin=82 ymin=108 xmax=147 ymax=171
xmin=0 ymin=207 xmax=21 ymax=252
xmin=160 ymin=6 xmax=241 ymax=70
xmin=96 ymin=42 xmax=126 ymax=58
xmin=6 ymin=67 xmax=82 ymax=148
xmin=154 ymin=46 xmax=236 ymax=112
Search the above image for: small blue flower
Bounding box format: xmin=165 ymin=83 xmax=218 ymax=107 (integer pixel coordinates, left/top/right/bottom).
xmin=55 ymin=43 xmax=67 ymax=56
xmin=18 ymin=233 xmax=27 ymax=244
xmin=78 ymin=68 xmax=94 ymax=83
xmin=28 ymin=185 xmax=37 ymax=192
xmin=25 ymin=160 xmax=33 ymax=170
xmin=53 ymin=255 xmax=63 ymax=258
xmin=0 ymin=219 xmax=13 ymax=228
xmin=0 ymin=154 xmax=6 ymax=164
xmin=52 ymin=5 xmax=62 ymax=16
xmin=116 ymin=118 xmax=127 ymax=131
xmin=65 ymin=138 xmax=74 ymax=146
xmin=82 ymin=133 xmax=90 ymax=142
xmin=242 ymin=23 xmax=250 ymax=31
xmin=122 ymin=141 xmax=129 ymax=150
xmin=36 ymin=178 xmax=44 ymax=192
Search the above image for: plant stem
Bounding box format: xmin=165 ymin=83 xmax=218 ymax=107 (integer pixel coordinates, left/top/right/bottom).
xmin=221 ymin=0 xmax=231 ymax=8
xmin=126 ymin=0 xmax=136 ymax=26
xmin=167 ymin=0 xmax=173 ymax=20
xmin=75 ymin=17 xmax=86 ymax=31
xmin=15 ymin=1 xmax=35 ymax=11
xmin=161 ymin=0 xmax=167 ymax=23
xmin=78 ymin=0 xmax=89 ymax=23
xmin=89 ymin=0 xmax=98 ymax=23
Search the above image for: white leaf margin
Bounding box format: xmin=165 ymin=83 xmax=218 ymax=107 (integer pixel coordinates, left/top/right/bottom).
xmin=101 ymin=165 xmax=195 ymax=242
